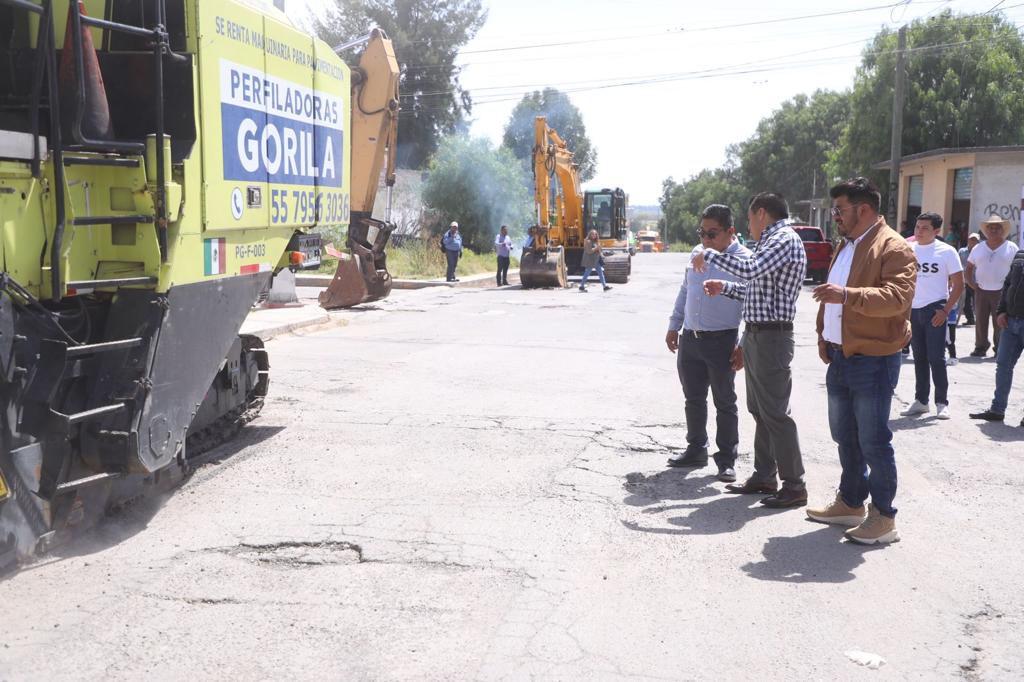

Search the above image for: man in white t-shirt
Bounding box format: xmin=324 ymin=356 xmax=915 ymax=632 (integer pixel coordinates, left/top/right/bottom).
xmin=902 ymin=212 xmax=964 ymax=419
xmin=967 ymin=215 xmax=1021 ymax=357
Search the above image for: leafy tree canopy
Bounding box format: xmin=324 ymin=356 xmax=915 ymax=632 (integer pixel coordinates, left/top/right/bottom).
xmin=316 ymin=0 xmax=487 ymax=169
xmin=502 ymin=88 xmax=598 ymax=182
xmin=733 ymin=90 xmax=849 ymax=220
xmin=658 ymin=11 xmax=1024 ymax=236
xmin=829 ymin=10 xmax=1024 ymax=184
xmin=421 ymin=135 xmax=532 ymax=250
xmin=659 ymin=168 xmax=750 ymax=246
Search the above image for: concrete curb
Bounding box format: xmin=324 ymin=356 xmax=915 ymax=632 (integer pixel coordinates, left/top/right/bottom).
xmin=240 ymin=308 xmax=333 ymax=342
xmin=296 ymin=270 xmax=519 ymax=290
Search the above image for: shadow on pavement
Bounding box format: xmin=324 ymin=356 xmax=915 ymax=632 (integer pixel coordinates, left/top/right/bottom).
xmin=890 ymin=416 xmax=942 ymax=431
xmin=741 ymin=525 xmax=887 ymax=583
xmin=621 ymin=468 xmax=719 ymax=508
xmin=977 ymin=421 xmax=1024 ymax=442
xmin=620 ymin=469 xmax=796 ymax=536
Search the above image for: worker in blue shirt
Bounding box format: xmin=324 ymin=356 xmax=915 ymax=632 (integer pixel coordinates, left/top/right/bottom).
xmin=523 ymin=226 xmax=537 ymax=250
xmin=665 ymin=204 xmax=750 ymax=482
xmin=442 ymin=221 xmax=463 ymax=282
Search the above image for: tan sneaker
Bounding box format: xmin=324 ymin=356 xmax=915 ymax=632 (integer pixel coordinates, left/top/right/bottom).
xmin=806 ymin=492 xmax=866 ymax=527
xmin=844 ymin=504 xmax=900 ymax=545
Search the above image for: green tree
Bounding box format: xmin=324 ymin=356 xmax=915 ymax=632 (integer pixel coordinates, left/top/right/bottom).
xmin=502 ymin=88 xmax=598 ymax=182
xmin=421 ymin=135 xmax=532 ymax=250
xmin=829 ymin=11 xmax=1024 ymax=185
xmin=659 ymin=168 xmax=750 ymax=246
xmin=733 ymin=90 xmax=850 ymax=221
xmin=316 ymin=0 xmax=487 ymax=169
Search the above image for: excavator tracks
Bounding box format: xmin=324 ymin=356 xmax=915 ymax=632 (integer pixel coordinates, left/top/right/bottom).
xmin=185 ymin=335 xmax=270 ymax=463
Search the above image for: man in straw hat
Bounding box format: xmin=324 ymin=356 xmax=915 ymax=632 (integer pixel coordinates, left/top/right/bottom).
xmin=966 ymin=215 xmax=1020 ymax=357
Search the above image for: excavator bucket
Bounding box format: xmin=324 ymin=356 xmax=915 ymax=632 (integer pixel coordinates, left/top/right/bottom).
xmin=318 ymin=253 xmax=369 ymax=309
xmin=520 ymin=246 xmax=568 ymax=288
xmin=318 ymin=216 xmax=394 ymax=309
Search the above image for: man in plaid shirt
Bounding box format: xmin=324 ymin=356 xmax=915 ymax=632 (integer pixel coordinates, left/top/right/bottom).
xmin=696 ymin=192 xmax=808 ymax=508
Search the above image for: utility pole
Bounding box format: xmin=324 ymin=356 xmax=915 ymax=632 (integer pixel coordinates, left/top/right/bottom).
xmin=887 ymin=25 xmax=907 ymax=225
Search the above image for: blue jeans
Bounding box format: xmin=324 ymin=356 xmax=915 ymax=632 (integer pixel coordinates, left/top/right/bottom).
xmin=826 ymin=350 xmax=901 ymax=517
xmin=910 ymin=300 xmax=948 ymax=405
xmin=991 ymin=316 xmax=1024 ymax=414
xmin=580 ymin=262 xmax=606 ymax=288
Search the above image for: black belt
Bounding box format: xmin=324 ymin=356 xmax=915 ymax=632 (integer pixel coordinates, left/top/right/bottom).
xmin=825 ymin=342 xmax=843 ymax=354
xmin=683 ymin=328 xmax=738 ymax=338
xmin=746 ymin=321 xmax=793 ymax=332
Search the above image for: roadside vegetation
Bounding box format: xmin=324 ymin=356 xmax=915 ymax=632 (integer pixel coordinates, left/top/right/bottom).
xmin=319 ymin=237 xmax=517 ymax=280
xmin=658 ymin=11 xmax=1024 ymax=244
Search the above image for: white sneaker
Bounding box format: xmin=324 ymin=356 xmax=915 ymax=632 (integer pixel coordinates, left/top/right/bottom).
xmin=946 ymin=357 xmax=958 ymax=366
xmin=901 ymin=400 xmax=929 ymax=416
xmin=936 ymin=403 xmax=951 ymax=419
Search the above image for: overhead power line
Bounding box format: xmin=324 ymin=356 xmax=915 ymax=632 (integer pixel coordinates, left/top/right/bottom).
xmin=397 ymin=31 xmax=1023 ymax=105
xmin=400 ymin=5 xmax=1024 ymax=74
xmin=457 ymin=1 xmax=919 ymax=55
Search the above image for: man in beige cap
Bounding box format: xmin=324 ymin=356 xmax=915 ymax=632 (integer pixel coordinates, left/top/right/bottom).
xmin=966 ymin=215 xmax=1021 ymax=357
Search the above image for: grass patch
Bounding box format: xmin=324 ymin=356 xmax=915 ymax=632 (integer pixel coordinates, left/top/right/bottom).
xmin=666 ymin=242 xmax=696 ymax=253
xmin=318 ymin=237 xmax=517 ymax=280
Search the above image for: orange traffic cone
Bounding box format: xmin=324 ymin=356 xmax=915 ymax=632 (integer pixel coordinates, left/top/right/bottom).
xmin=59 ymin=0 xmax=114 ymax=141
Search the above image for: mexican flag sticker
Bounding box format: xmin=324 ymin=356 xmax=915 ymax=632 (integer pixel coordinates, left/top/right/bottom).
xmin=204 ymin=238 xmax=226 ymax=275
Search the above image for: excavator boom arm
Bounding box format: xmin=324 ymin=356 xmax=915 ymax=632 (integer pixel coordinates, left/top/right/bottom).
xmin=349 ymin=29 xmax=400 ymax=216
xmin=319 ymin=28 xmax=401 ymax=310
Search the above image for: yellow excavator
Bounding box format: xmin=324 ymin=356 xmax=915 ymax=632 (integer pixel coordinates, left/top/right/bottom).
xmin=519 ymin=116 xmax=630 ymax=288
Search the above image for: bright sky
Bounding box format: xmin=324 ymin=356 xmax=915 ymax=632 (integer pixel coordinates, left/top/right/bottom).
xmin=300 ymin=0 xmax=1024 ymax=205
xmin=454 ymin=0 xmax=1024 ymax=204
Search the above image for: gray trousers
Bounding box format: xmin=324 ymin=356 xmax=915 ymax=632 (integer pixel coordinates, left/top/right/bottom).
xmin=742 ymin=328 xmax=805 ymax=490
xmin=676 ymin=329 xmax=739 ymax=467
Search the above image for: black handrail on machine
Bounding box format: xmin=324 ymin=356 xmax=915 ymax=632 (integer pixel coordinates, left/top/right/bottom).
xmin=0 ymin=0 xmax=181 ymax=301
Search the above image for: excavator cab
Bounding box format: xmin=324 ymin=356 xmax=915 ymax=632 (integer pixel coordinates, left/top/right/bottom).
xmin=583 ymin=188 xmax=631 ymax=284
xmin=583 ymin=189 xmax=626 ymax=240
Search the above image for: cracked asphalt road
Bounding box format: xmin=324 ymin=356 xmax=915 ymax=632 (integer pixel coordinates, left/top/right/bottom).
xmin=2 ymin=254 xmax=1022 ymax=680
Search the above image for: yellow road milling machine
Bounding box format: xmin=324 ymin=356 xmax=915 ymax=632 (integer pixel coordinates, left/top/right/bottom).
xmin=519 ymin=116 xmax=630 ymax=288
xmin=0 ymin=0 xmax=399 ymax=569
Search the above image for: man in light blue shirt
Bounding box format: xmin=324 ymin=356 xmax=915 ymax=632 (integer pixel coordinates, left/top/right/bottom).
xmin=442 ymin=221 xmax=463 ymax=282
xmin=665 ymin=204 xmax=750 ymax=481
xmin=494 ymin=225 xmax=512 ymax=286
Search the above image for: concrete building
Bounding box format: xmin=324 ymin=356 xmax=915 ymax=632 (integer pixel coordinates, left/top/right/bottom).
xmin=876 ymin=146 xmax=1024 ymax=246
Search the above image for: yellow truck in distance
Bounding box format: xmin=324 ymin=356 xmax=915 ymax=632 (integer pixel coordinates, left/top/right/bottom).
xmin=636 ymin=229 xmax=664 ymax=253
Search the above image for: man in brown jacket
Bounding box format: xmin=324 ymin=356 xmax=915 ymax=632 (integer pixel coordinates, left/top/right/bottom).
xmin=807 ymin=177 xmax=916 ymax=545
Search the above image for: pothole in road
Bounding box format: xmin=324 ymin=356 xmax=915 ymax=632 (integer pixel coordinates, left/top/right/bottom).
xmin=217 ymin=541 xmax=364 ymax=568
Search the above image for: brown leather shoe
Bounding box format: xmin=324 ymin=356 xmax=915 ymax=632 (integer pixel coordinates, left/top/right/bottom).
xmin=760 ymin=488 xmax=808 ymax=508
xmin=724 ymin=478 xmax=778 ymax=495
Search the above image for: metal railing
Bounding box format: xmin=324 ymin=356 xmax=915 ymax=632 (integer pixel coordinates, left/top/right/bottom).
xmin=0 ymin=0 xmax=184 ymax=299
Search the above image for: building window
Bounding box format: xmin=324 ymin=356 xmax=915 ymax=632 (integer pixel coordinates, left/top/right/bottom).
xmin=949 ymin=167 xmax=973 ymax=248
xmin=905 ymin=175 xmax=923 ymax=236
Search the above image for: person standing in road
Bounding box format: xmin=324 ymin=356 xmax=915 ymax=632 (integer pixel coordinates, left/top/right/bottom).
xmin=697 ymin=192 xmax=808 ymax=509
xmin=966 ymin=215 xmax=1020 ymax=357
xmin=665 ymin=204 xmax=749 ymax=482
xmin=959 ymin=232 xmax=980 ymax=325
xmin=807 ymin=177 xmax=916 ymax=545
xmin=579 ymin=229 xmax=611 ymax=292
xmin=442 ymin=221 xmax=463 ymax=283
xmin=970 ymin=247 xmax=1024 ymax=427
xmin=901 ymin=212 xmax=964 ymax=419
xmin=495 ymin=225 xmax=512 ymax=286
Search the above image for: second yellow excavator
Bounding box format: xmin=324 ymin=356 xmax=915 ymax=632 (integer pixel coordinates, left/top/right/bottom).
xmin=520 ymin=116 xmax=631 ymax=288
